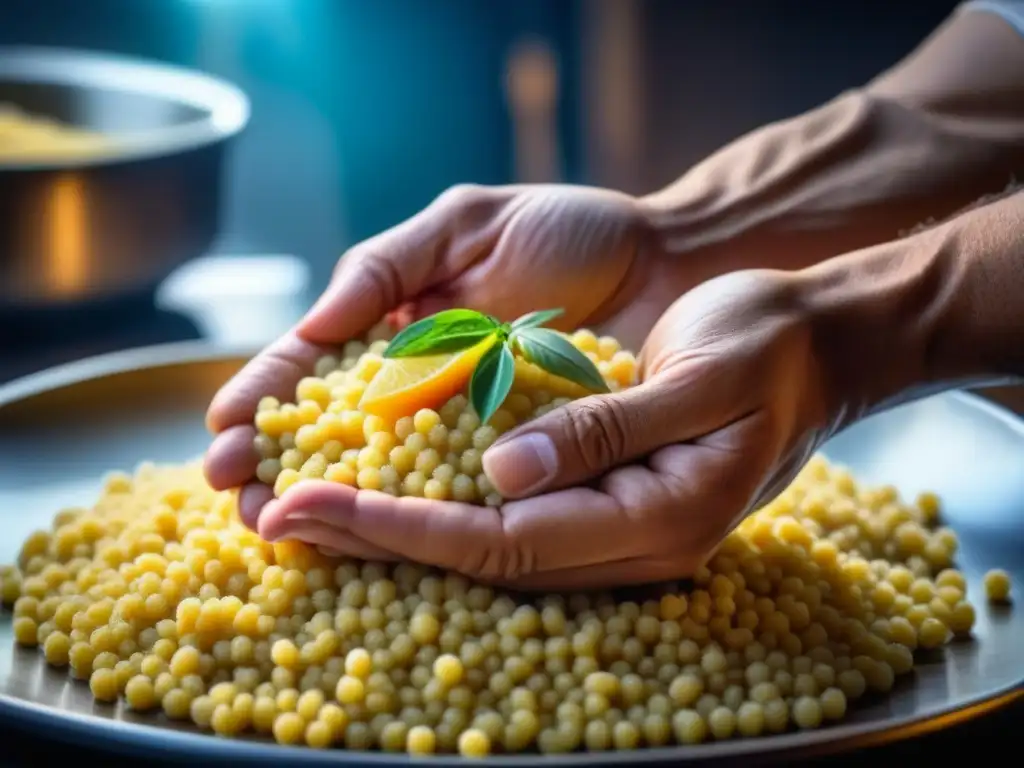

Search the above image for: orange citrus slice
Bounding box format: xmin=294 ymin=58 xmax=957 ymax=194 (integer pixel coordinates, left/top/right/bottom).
xmin=510 ymin=357 xmax=590 ymax=400
xmin=359 ymin=335 xmax=498 ymax=422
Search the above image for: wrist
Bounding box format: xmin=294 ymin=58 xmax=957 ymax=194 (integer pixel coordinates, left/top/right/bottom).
xmin=793 ymin=231 xmax=950 ymax=423
xmin=633 ymin=195 xmax=741 ymax=293
xmin=798 ymin=188 xmax=1024 ymax=424
xmin=638 ymin=85 xmax=1023 ymax=288
xmin=636 ymin=90 xmax=897 ymax=284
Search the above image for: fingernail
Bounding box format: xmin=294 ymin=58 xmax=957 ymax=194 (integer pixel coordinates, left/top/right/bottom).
xmin=484 ymin=432 xmax=559 ymax=497
xmin=282 ymin=509 xmax=318 ymax=523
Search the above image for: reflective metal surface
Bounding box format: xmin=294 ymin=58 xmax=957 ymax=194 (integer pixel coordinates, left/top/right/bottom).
xmin=0 ymin=48 xmax=248 ymax=309
xmin=0 ymin=343 xmax=1022 ymax=765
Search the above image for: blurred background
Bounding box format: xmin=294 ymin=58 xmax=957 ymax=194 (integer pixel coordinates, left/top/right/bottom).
xmin=0 ymin=0 xmax=964 ymax=383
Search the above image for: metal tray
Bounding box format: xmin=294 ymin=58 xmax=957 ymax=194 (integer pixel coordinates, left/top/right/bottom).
xmin=0 ymin=341 xmax=1022 ymax=766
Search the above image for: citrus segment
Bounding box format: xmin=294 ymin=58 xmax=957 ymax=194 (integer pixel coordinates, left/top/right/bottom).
xmin=511 ymin=357 xmax=590 ymax=400
xmin=358 ymin=335 xmax=497 ymax=422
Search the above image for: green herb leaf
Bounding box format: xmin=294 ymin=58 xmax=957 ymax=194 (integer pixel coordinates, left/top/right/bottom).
xmin=510 ymin=308 xmax=564 ymax=333
xmin=385 ymin=309 xmax=499 ymax=358
xmin=469 ymin=342 xmax=516 ymax=425
xmin=516 ymin=327 xmax=610 ymax=393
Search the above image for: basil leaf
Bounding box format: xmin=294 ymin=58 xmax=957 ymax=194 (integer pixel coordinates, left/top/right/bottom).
xmin=510 ymin=308 xmax=564 ymax=332
xmin=469 ymin=342 xmax=516 ymax=425
xmin=385 ymin=309 xmax=498 ymax=358
xmin=516 ymin=327 xmax=610 ymax=393
xmin=388 ymin=329 xmax=497 ymax=357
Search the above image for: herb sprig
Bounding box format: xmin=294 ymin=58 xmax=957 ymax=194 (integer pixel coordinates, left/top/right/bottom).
xmin=384 ymin=308 xmax=609 ymax=424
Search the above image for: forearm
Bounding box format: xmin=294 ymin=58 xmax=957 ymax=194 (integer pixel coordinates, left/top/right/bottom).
xmin=799 ymin=188 xmax=1024 ymax=424
xmin=641 ymin=9 xmax=1024 ymax=277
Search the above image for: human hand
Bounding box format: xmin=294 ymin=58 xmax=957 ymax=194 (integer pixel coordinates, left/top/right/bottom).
xmin=204 ymin=184 xmax=685 ymax=529
xmin=255 ymin=269 xmax=841 ymax=590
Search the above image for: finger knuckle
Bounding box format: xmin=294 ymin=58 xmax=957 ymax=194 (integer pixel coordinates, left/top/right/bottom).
xmin=563 ymin=396 xmax=631 ymax=473
xmin=332 ymin=244 xmax=366 ymax=279
xmin=467 ymin=540 xmax=535 ymax=583
xmin=435 ymin=183 xmax=497 ymax=223
xmin=331 ymin=254 xmax=348 ymax=278
xmin=436 ymin=182 xmax=483 ymax=208
xmin=361 ymin=254 xmax=404 ymax=308
xmin=336 ymin=246 xmax=403 ymax=310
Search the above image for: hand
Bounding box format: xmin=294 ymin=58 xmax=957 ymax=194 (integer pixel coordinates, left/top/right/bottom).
xmin=256 ymin=269 xmax=838 ymax=590
xmin=204 ymin=184 xmax=686 ymax=529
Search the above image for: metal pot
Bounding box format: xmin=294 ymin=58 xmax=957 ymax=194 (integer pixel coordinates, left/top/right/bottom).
xmin=0 ymin=47 xmax=249 ymax=311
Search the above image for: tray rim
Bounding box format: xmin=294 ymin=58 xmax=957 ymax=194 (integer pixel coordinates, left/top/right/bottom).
xmin=1 ymin=339 xmax=1023 ymax=764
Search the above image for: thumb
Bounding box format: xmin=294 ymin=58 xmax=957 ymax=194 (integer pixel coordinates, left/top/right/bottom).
xmin=298 ymin=184 xmax=500 ymax=345
xmin=483 ymin=373 xmax=720 ymax=498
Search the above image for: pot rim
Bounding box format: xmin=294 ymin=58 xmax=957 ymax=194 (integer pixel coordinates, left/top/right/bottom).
xmin=0 ymin=46 xmax=250 ymax=172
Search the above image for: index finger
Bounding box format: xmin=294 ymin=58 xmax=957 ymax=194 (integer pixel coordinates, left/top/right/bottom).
xmin=205 ymin=188 xmax=479 ymax=438
xmin=205 ymin=330 xmax=330 ymax=434
xmin=258 ymin=479 xmax=650 ymax=582
xmin=202 ymin=331 xmax=331 ymax=505
xmin=296 ymin=185 xmax=498 ymax=347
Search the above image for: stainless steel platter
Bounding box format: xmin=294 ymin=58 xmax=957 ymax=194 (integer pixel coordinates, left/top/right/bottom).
xmin=0 ymin=341 xmax=1022 ymax=765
